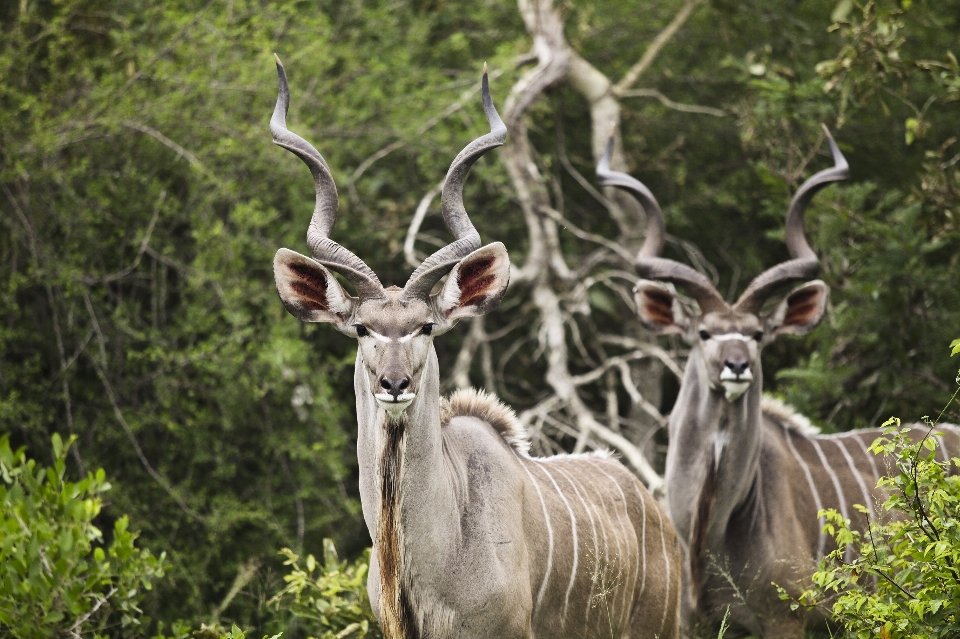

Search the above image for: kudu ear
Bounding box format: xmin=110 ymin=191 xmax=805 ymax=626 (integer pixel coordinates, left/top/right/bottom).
xmin=633 ymin=280 xmax=691 ymax=335
xmin=764 ymin=280 xmax=828 ymax=337
xmin=436 ymin=243 xmax=510 ymax=321
xmin=274 ymin=248 xmax=355 ymax=325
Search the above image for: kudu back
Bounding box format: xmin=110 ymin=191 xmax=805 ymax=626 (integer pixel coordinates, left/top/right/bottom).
xmin=270 ymin=58 xmax=681 ymax=639
xmin=596 ymin=131 xmax=960 ymax=638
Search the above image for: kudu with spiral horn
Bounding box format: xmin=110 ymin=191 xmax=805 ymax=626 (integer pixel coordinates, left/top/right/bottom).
xmin=271 ymin=59 xmax=682 ymax=639
xmin=598 ymin=130 xmax=958 ymax=638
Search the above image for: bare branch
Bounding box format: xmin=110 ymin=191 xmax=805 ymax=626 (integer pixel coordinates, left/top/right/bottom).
xmin=540 ymin=205 xmax=635 ymax=262
xmin=348 ymin=68 xmax=506 ymax=185
xmin=404 ymin=181 xmax=443 ymax=268
xmin=619 ymin=88 xmax=726 ymax=117
xmin=613 ymin=0 xmax=705 ymax=95
xmin=121 ymin=121 xmax=211 ymax=176
xmin=450 ymin=317 xmax=487 ymax=390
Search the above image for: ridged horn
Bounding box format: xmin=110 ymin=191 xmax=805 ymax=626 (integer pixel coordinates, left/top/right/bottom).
xmin=597 ymin=135 xmax=728 ymax=313
xmin=402 ymin=65 xmax=506 ymax=301
xmin=271 ymin=55 xmax=385 ymax=300
xmin=734 ymin=125 xmax=849 ymax=313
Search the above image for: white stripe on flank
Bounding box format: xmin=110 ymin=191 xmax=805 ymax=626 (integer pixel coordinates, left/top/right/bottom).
xmin=590 ymin=461 xmax=638 ymax=632
xmin=833 ymin=438 xmax=874 ymax=521
xmin=520 ymin=462 xmax=553 ymax=615
xmin=553 ymin=465 xmax=600 ymax=625
xmin=781 ymin=425 xmax=827 ymax=558
xmin=537 ymin=463 xmax=579 ymax=622
xmin=810 ymin=437 xmax=850 ymax=561
xmin=656 ymin=505 xmax=671 ymax=637
xmin=810 ymin=438 xmax=849 ymax=521
xmin=851 ymin=433 xmax=881 ymax=487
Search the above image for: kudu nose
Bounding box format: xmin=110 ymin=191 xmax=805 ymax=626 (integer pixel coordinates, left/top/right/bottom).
xmin=379 ymin=376 xmax=410 ymax=399
xmin=724 ymin=358 xmax=750 ymax=376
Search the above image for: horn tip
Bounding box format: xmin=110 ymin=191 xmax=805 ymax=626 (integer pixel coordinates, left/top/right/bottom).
xmin=483 ymin=61 xmax=488 ymax=76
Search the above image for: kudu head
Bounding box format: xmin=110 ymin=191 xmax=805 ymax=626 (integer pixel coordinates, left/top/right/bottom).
xmin=597 ymin=128 xmax=848 ymax=402
xmin=271 ymin=57 xmax=510 ymax=418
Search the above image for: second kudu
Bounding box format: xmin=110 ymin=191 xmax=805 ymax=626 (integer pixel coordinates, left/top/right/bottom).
xmin=597 ymin=131 xmax=960 ymax=638
xmin=270 ymin=58 xmax=681 ymax=639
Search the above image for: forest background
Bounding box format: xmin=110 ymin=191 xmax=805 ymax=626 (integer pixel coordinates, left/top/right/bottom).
xmin=2 ymin=0 xmax=959 ymax=634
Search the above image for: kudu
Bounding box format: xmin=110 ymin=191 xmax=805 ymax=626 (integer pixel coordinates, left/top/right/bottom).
xmin=270 ymin=58 xmax=681 ymax=639
xmin=597 ymin=131 xmax=960 ymax=638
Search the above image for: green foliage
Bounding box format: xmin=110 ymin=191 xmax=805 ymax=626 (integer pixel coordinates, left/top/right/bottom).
xmin=268 ymin=541 xmax=380 ymax=639
xmin=784 ymin=343 xmax=960 ymax=638
xmin=0 ymin=433 xmax=165 ymax=638
xmin=793 ymin=420 xmax=960 ymax=638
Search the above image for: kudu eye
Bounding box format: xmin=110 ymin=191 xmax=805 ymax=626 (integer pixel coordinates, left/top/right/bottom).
xmin=355 ymin=325 xmax=368 ymax=337
xmin=753 ymin=331 xmax=764 ymax=342
xmin=699 ymin=330 xmax=710 ymax=341
xmin=420 ymin=323 xmax=433 ymax=336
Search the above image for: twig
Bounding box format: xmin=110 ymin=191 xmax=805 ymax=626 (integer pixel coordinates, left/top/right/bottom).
xmin=84 ymin=190 xmax=165 ymax=284
xmin=348 ymin=68 xmax=506 ymax=185
xmin=67 ymin=586 xmax=117 ymax=638
xmin=619 ymin=88 xmax=726 ymax=117
xmin=86 ymin=352 xmax=202 ymax=522
xmin=613 ymin=0 xmax=705 ymax=95
xmin=540 ymin=206 xmax=635 ymax=262
xmin=404 ymin=182 xmax=443 ymax=268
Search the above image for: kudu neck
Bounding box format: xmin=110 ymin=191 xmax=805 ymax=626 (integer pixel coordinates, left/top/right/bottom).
xmin=666 ymin=349 xmax=765 ymax=543
xmin=354 ymin=343 xmax=453 ymax=540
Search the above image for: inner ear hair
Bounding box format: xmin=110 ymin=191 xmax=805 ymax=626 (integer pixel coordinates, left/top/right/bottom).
xmin=274 ymin=248 xmax=353 ymax=324
xmin=634 ymin=280 xmax=687 ymax=335
xmin=783 ymin=287 xmax=822 ymax=326
xmin=639 ymin=287 xmax=676 ymax=327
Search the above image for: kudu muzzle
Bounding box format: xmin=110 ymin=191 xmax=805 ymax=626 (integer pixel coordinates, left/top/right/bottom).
xmin=374 ymin=344 xmax=416 ymax=417
xmin=715 ymin=338 xmax=754 ymax=402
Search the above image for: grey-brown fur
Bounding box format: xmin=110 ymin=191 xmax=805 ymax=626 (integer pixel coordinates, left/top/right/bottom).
xmin=354 ymin=328 xmax=683 ymax=639
xmin=677 ymin=383 xmax=960 ymax=638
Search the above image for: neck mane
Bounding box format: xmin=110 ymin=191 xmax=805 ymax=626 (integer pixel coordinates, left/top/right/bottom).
xmin=355 ymin=345 xmax=446 ymax=639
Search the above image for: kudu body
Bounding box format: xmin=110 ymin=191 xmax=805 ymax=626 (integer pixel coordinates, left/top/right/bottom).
xmin=597 ymin=132 xmax=960 ymax=638
xmin=270 ymin=59 xmax=681 ymax=639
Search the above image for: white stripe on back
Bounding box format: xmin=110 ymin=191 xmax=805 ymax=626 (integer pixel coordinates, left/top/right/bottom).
xmin=590 ymin=461 xmax=638 ymax=631
xmin=520 ymin=462 xmax=554 ymax=615
xmin=809 ymin=437 xmax=850 ymax=561
xmin=537 ymin=463 xmax=579 ymax=622
xmin=851 ymin=433 xmax=881 ymax=487
xmin=552 ymin=465 xmax=600 ymax=625
xmin=832 ymin=438 xmax=874 ymax=520
xmin=781 ymin=425 xmax=827 ymax=558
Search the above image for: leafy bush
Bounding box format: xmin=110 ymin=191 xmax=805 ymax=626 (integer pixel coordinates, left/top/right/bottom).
xmin=788 ymin=344 xmax=960 ymax=638
xmin=268 ymin=541 xmax=380 ymax=639
xmin=0 ymin=433 xmax=166 ymax=638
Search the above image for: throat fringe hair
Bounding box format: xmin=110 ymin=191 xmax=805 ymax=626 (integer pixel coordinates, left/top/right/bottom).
xmin=376 ymin=414 xmax=416 ymax=639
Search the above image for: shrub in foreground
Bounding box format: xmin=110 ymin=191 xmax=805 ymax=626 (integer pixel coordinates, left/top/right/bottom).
xmin=0 ymin=434 xmax=166 ymax=638
xmin=788 ymin=416 xmax=960 ymax=637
